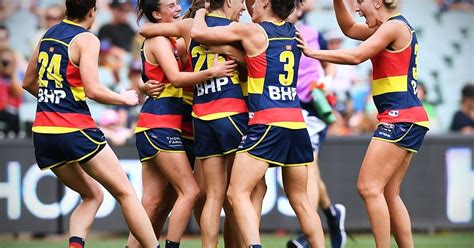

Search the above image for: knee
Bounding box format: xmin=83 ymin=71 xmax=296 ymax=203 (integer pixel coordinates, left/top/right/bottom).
xmin=141 ymin=194 xmax=163 ymax=211
xmin=82 ymin=185 xmax=104 ymax=205
xmin=183 ymin=184 xmax=200 ymax=204
xmin=226 ymin=186 xmax=238 ymax=208
xmin=357 ymin=180 xmax=383 ymax=200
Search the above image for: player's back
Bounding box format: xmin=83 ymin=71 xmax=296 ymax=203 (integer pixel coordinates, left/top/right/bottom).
xmin=245 ymin=21 xmax=305 ymax=129
xmin=33 ymin=20 xmax=96 ymax=134
xmin=189 ymin=14 xmax=248 ymax=121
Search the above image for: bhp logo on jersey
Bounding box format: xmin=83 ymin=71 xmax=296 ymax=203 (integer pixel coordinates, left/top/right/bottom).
xmin=269 ymin=86 xmax=297 ymax=101
xmin=446 ymin=148 xmax=474 ymax=223
xmin=196 ymin=77 xmax=229 ymax=96
xmin=38 ymin=88 xmax=66 ymax=104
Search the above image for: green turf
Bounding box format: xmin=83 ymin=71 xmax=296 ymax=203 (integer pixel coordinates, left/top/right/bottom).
xmin=0 ymin=233 xmax=473 ymax=248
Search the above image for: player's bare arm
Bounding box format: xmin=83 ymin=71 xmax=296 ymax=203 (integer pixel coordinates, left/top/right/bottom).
xmin=334 ymin=0 xmax=376 ymax=41
xmin=149 ymin=36 xmax=237 ymax=87
xmin=74 ymin=33 xmax=138 ymax=106
xmin=22 ymin=44 xmax=40 ymax=97
xmin=139 ymin=18 xmax=193 ymax=44
xmin=297 ymin=20 xmax=401 ymax=65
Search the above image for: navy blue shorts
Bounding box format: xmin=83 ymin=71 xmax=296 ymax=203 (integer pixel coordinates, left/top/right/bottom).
xmin=33 ymin=128 xmax=107 ymax=170
xmin=135 ymin=128 xmax=185 ymax=162
xmin=237 ymin=125 xmax=314 ymax=167
xmin=193 ymin=113 xmax=248 ymax=159
xmin=373 ymin=122 xmax=428 ymax=153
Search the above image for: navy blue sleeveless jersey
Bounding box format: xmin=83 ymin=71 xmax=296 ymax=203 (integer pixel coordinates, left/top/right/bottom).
xmin=189 ymin=13 xmax=248 ymax=120
xmin=33 ymin=19 xmax=96 ymax=134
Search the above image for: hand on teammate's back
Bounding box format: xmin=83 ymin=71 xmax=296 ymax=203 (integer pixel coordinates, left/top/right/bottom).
xmin=295 ymin=31 xmax=313 ymax=57
xmin=143 ymin=80 xmax=165 ymax=97
xmin=210 ymin=54 xmax=238 ymax=78
xmin=120 ymin=89 xmax=139 ymax=106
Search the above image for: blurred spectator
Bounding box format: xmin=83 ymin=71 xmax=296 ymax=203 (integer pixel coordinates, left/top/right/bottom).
xmin=99 ymin=109 xmax=133 ymax=146
xmin=98 ymin=40 xmax=126 ymax=91
xmin=324 ymin=29 xmax=360 ymax=135
xmin=417 ymin=80 xmax=444 ymax=133
xmin=0 ymin=25 xmax=27 ymax=78
xmin=437 ymin=0 xmax=474 ymax=11
xmin=120 ymin=59 xmax=145 ymax=129
xmin=450 ymin=83 xmax=474 ymax=134
xmin=0 ymin=48 xmax=23 ymax=136
xmin=30 ymin=3 xmax=65 ymax=52
xmin=98 ymin=0 xmax=136 ymax=53
xmin=325 ymin=29 xmax=360 ymax=104
xmin=0 ymin=0 xmax=38 ymax=58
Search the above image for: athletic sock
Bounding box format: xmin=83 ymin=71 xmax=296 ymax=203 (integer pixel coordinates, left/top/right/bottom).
xmin=323 ymin=204 xmax=337 ymax=219
xmin=249 ymin=245 xmax=262 ymax=248
xmin=165 ymin=240 xmax=180 ymax=248
xmin=69 ymin=236 xmax=85 ymax=248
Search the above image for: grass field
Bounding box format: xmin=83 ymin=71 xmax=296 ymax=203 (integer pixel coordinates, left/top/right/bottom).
xmin=0 ymin=233 xmax=473 ymax=248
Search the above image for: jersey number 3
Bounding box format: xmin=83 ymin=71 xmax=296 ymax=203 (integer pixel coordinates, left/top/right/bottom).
xmin=279 ymin=51 xmax=295 ymax=86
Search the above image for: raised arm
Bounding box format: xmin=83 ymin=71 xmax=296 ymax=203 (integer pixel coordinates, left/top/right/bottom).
xmin=297 ymin=21 xmax=399 ymax=65
xmin=191 ymin=9 xmax=247 ymax=45
xmin=149 ymin=37 xmax=237 ymax=87
xmin=139 ymin=18 xmax=193 ymax=43
xmin=333 ymin=0 xmax=376 ymax=41
xmin=75 ymin=33 xmax=138 ymax=106
xmin=22 ymin=44 xmax=40 ymax=97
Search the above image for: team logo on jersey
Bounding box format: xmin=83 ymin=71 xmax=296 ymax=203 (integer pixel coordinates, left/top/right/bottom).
xmin=285 ymin=45 xmax=292 ymax=51
xmin=388 ymin=110 xmax=399 ymax=117
xmin=248 ymin=112 xmax=254 ymax=119
xmin=49 ymin=47 xmax=55 ymax=53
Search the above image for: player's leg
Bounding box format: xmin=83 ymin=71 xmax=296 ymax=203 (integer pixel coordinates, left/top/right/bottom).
xmin=154 ymin=152 xmax=199 ymax=244
xmin=52 ymin=163 xmax=104 ymax=248
xmin=227 ymin=152 xmax=269 ymax=246
xmin=357 ymin=139 xmax=409 ymax=248
xmin=384 ymin=152 xmax=414 ymax=248
xmin=193 ymin=159 xmax=206 ymax=225
xmin=81 ymin=145 xmax=158 ymax=248
xmin=223 ymin=153 xmax=241 ymax=248
xmin=224 ymin=153 xmax=267 ymax=248
xmin=127 ymin=160 xmax=170 ymax=248
xmin=200 ymin=156 xmax=228 ymax=248
xmin=282 ymin=165 xmax=325 ymax=248
xmin=317 ymin=157 xmax=346 ymax=248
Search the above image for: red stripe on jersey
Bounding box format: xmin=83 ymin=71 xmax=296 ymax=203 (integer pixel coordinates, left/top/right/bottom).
xmin=249 ymin=108 xmax=304 ymax=125
xmin=144 ymin=60 xmax=167 ymax=83
xmin=192 ymin=98 xmax=248 ymax=117
xmin=377 ymin=106 xmax=429 ymax=124
xmin=372 ymin=47 xmax=411 ymax=80
xmin=245 ymin=52 xmax=267 ymax=78
xmin=66 ymin=61 xmax=82 ymax=87
xmin=33 ymin=111 xmax=96 ymax=128
xmin=136 ymin=113 xmax=182 ymax=129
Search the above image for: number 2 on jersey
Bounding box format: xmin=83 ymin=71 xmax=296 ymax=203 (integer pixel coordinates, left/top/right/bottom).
xmin=38 ymin=51 xmax=63 ymax=88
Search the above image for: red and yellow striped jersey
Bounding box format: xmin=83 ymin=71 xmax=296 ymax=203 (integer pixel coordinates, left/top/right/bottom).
xmin=370 ymin=14 xmax=429 ymax=128
xmin=33 ymin=20 xmax=96 ymax=134
xmin=135 ymin=38 xmax=183 ymax=133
